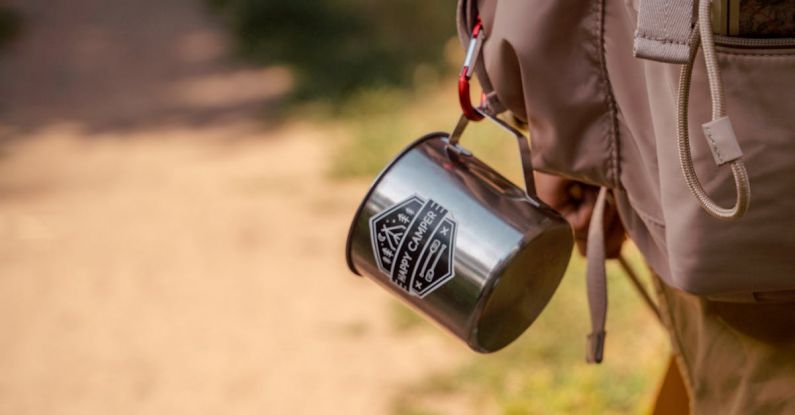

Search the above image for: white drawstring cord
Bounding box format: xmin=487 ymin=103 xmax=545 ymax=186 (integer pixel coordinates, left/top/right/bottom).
xmin=676 ymin=0 xmax=751 ymax=220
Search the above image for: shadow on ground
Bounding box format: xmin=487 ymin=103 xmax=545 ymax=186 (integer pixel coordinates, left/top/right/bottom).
xmin=0 ymin=0 xmax=292 ymax=138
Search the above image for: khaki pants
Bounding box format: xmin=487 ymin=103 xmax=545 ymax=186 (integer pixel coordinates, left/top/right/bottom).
xmin=652 ymin=275 xmax=795 ymax=414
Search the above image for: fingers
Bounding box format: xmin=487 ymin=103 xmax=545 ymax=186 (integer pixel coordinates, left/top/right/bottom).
xmin=565 ymin=184 xmax=597 ymax=232
xmin=567 ymin=186 xmax=597 ymax=256
xmin=532 ymin=172 xmax=627 ymax=257
xmin=533 ymin=172 xmax=573 ymax=210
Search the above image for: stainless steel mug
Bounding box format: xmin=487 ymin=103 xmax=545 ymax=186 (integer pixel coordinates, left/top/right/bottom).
xmin=345 ymin=111 xmax=574 ymax=352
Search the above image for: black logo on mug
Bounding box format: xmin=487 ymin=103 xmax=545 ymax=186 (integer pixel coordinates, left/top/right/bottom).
xmin=370 ymin=196 xmax=457 ymax=297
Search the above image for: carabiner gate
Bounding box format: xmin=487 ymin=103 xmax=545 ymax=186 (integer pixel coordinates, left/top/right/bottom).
xmin=458 ymin=19 xmax=485 ymax=121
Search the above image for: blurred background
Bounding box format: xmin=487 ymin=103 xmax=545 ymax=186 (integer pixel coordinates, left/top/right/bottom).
xmin=0 ymin=0 xmax=668 ymax=414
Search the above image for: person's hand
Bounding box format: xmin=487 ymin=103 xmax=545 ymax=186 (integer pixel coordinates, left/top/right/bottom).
xmin=533 ymin=171 xmax=625 ymax=258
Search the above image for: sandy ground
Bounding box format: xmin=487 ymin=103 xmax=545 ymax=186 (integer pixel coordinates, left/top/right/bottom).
xmin=0 ymin=1 xmax=463 ymax=414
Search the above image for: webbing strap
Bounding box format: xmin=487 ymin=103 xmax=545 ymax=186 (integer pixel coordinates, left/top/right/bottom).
xmin=586 ymin=187 xmax=609 ymax=364
xmin=633 ymin=0 xmax=696 ymax=64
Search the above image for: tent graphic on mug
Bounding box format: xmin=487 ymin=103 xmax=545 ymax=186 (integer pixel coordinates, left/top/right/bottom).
xmin=369 ymin=195 xmax=457 ymax=298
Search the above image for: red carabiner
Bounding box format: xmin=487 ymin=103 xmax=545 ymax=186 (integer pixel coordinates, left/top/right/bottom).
xmin=458 ymin=19 xmax=484 ymax=121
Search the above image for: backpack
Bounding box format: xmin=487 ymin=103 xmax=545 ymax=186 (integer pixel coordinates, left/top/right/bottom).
xmin=457 ymin=0 xmax=795 ymax=361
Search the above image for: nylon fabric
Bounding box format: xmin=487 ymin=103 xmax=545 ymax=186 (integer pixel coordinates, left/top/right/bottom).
xmin=633 ymin=0 xmax=695 ymax=63
xmin=603 ymin=0 xmax=795 ymax=298
xmin=456 ymin=0 xmax=621 ymax=188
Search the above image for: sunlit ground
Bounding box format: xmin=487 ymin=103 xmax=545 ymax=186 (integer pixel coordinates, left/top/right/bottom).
xmin=0 ymin=0 xmax=668 ymax=413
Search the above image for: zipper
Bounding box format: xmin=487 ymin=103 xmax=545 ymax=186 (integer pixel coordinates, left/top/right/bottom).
xmin=715 ymin=35 xmax=795 ymax=49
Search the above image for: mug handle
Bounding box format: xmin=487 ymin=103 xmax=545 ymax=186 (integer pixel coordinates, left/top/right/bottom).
xmin=448 ymin=108 xmax=537 ymax=196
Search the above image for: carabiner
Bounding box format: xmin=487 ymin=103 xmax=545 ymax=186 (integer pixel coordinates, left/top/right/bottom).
xmin=458 ymin=18 xmax=485 ymax=121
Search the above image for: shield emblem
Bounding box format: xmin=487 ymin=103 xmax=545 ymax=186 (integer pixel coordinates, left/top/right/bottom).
xmin=369 ymin=195 xmax=457 ymax=297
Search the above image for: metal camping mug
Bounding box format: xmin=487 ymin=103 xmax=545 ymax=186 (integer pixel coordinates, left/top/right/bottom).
xmin=345 ymin=110 xmax=574 ymax=352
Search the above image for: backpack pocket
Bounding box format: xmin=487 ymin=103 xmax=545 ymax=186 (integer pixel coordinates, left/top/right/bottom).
xmin=606 ymin=0 xmax=795 ymax=301
xmin=654 ymin=38 xmax=795 ymax=299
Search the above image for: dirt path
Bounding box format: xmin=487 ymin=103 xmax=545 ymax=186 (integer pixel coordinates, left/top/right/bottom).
xmin=0 ymin=1 xmax=462 ymax=414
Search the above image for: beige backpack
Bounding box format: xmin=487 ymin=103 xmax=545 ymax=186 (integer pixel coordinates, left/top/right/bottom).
xmin=457 ymin=0 xmax=795 ymax=361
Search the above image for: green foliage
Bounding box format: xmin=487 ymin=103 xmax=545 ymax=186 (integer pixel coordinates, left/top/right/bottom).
xmin=389 ymin=253 xmax=669 ymax=415
xmin=390 ymin=300 xmax=429 ymax=332
xmin=209 ymin=0 xmax=457 ymax=99
xmin=0 ymin=6 xmax=21 ymax=51
xmin=329 ymin=83 xmax=522 ymax=183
